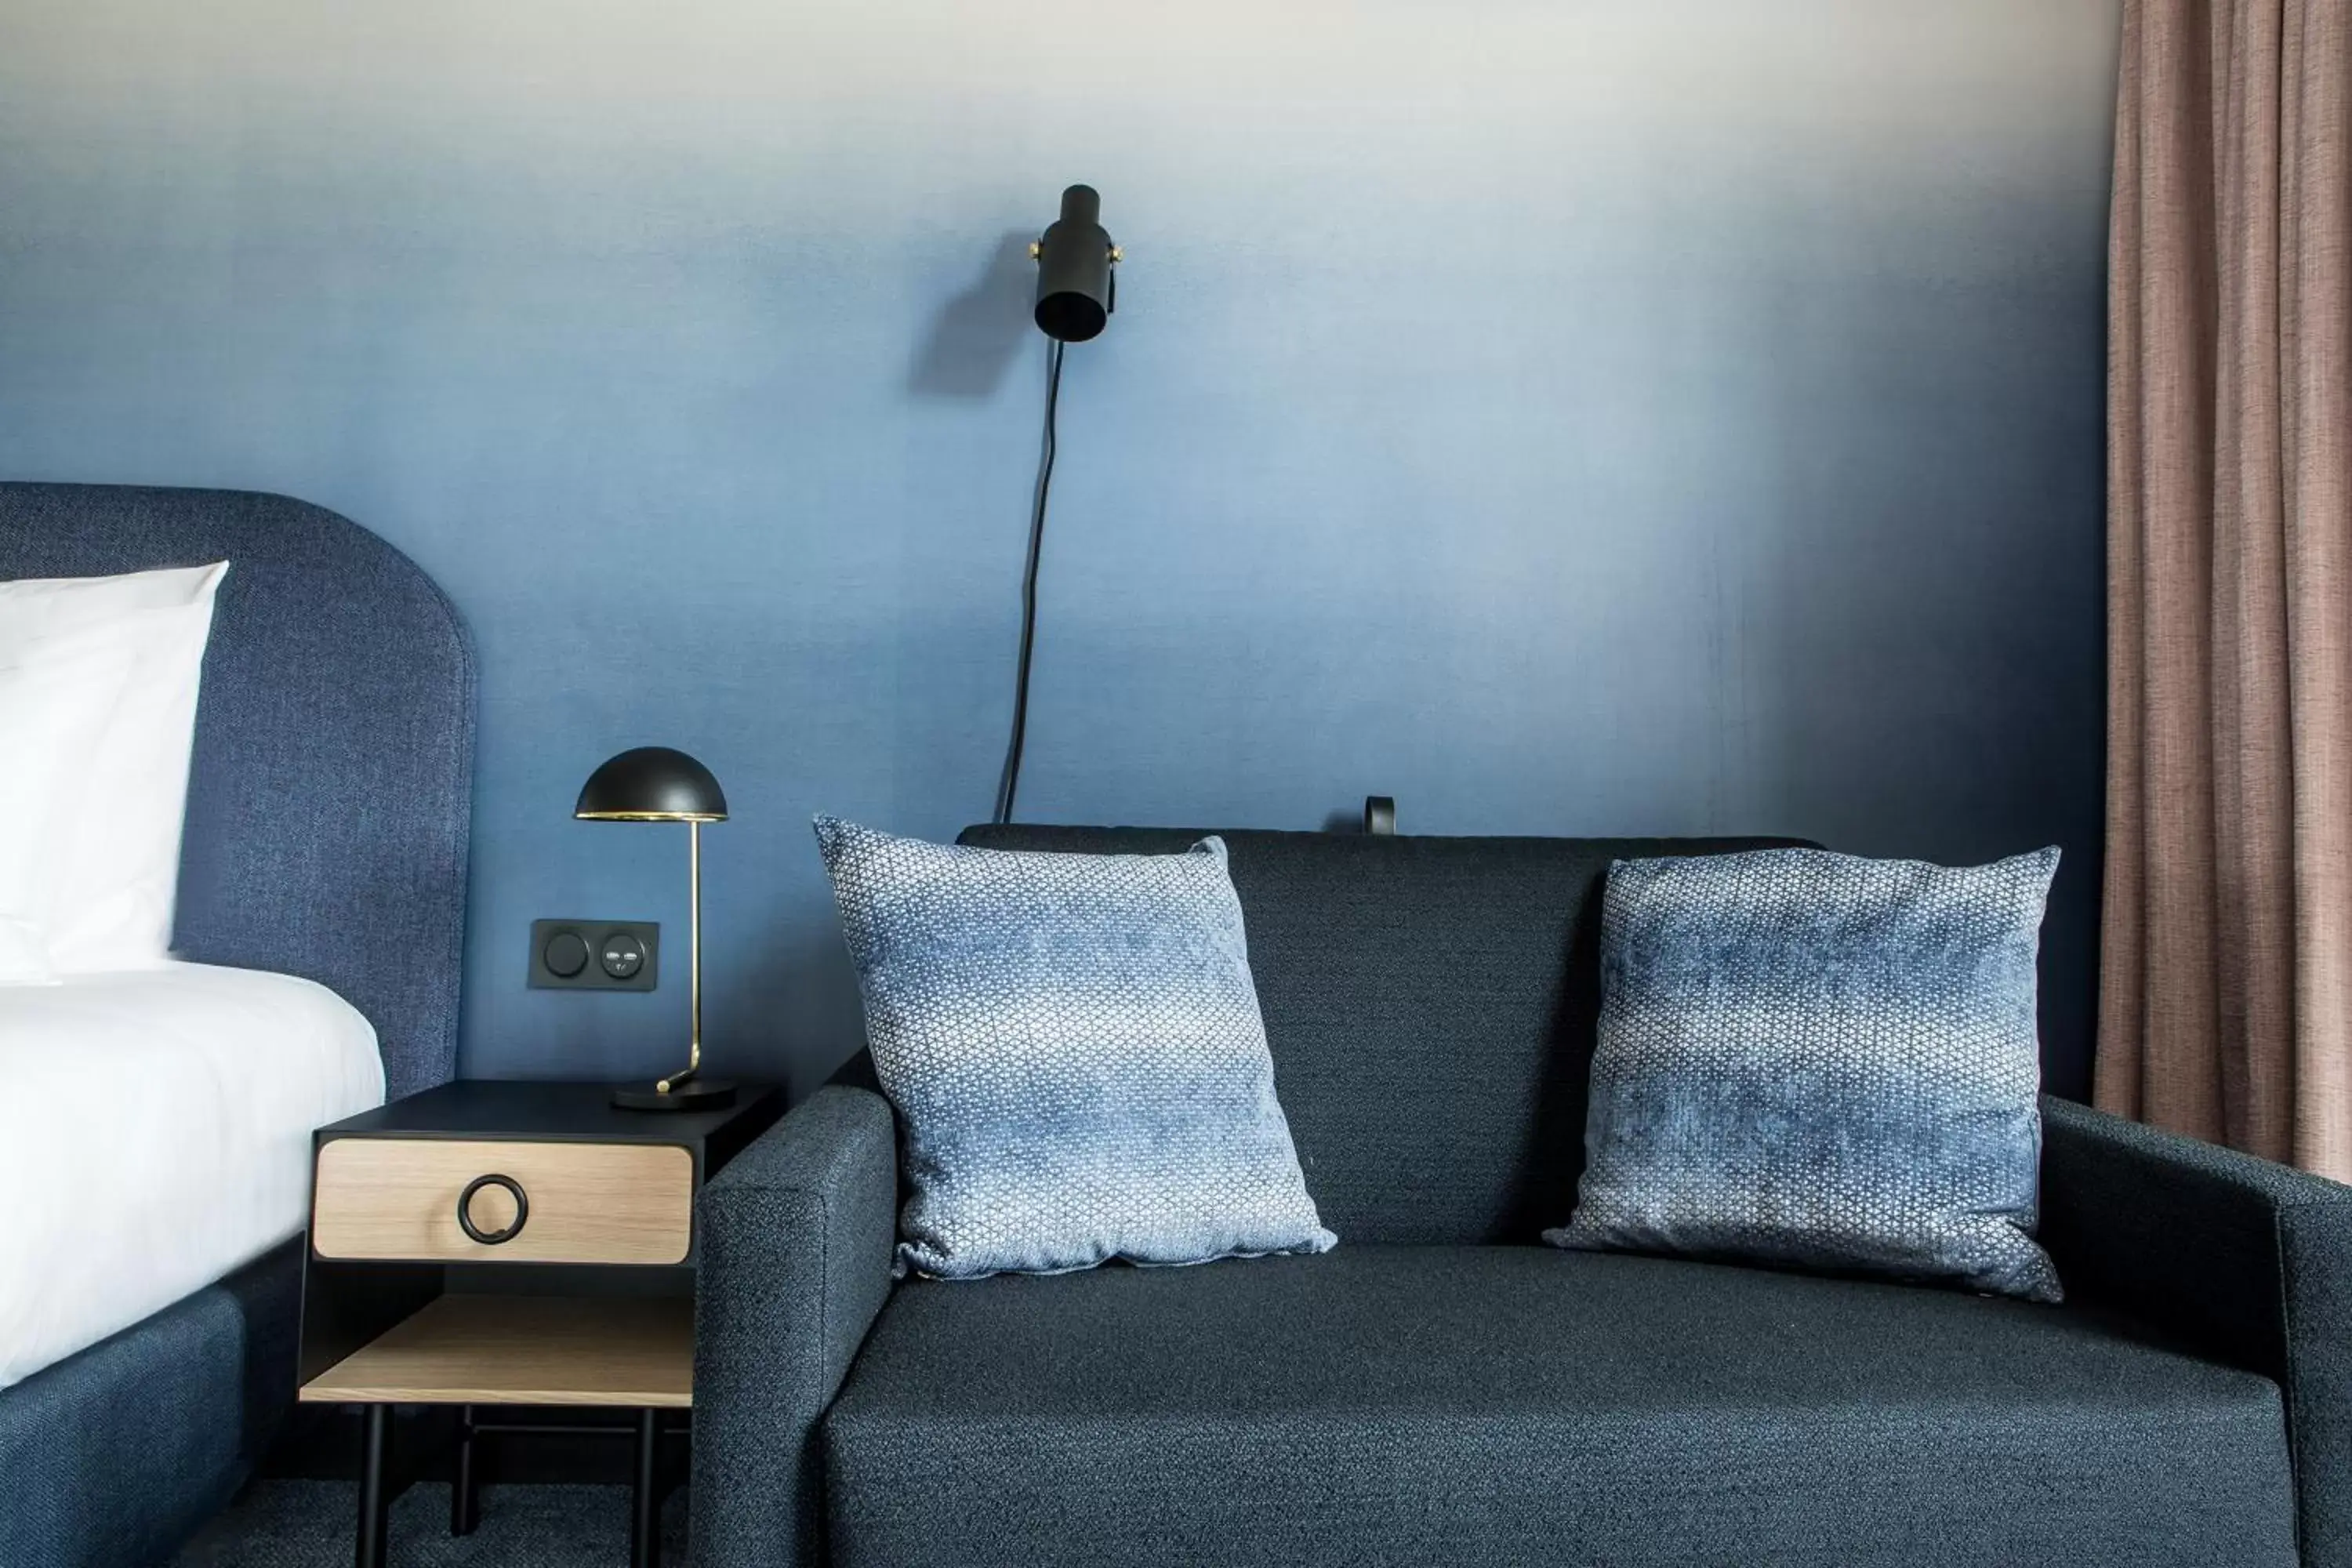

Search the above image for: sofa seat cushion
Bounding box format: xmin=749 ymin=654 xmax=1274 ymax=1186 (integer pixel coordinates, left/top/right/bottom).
xmin=823 ymin=1246 xmax=2296 ymax=1568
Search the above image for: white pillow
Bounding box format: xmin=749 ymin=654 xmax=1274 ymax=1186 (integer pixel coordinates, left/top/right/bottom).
xmin=0 ymin=630 xmax=144 ymax=982
xmin=0 ymin=563 xmax=227 ymax=972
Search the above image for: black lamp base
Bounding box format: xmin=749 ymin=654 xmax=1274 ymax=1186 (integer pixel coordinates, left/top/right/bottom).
xmin=612 ymin=1080 xmax=738 ymax=1112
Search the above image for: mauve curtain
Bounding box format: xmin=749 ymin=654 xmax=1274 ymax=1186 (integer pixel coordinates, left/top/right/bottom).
xmin=2101 ymin=0 xmax=2352 ymax=1178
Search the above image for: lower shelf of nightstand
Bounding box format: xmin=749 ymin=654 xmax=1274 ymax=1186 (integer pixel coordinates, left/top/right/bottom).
xmin=299 ymin=1294 xmax=694 ymax=1408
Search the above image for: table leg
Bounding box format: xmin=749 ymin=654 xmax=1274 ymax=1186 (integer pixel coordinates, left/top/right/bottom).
xmin=450 ymin=1403 xmax=479 ymax=1536
xmin=630 ymin=1406 xmax=660 ymax=1568
xmin=355 ymin=1404 xmax=391 ymax=1568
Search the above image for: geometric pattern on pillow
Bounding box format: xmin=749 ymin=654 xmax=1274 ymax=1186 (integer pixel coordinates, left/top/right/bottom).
xmin=815 ymin=816 xmax=1334 ymax=1279
xmin=1549 ymin=846 xmax=2063 ymax=1303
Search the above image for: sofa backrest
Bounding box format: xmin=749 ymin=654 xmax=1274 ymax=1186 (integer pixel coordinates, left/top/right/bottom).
xmin=958 ymin=825 xmax=1807 ymax=1246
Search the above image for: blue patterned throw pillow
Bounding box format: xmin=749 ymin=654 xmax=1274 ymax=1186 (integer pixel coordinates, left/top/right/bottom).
xmin=1549 ymin=847 xmax=2063 ymax=1302
xmin=814 ymin=817 xmax=1335 ymax=1279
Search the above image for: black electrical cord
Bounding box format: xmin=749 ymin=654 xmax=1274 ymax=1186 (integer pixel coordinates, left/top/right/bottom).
xmin=994 ymin=336 xmax=1065 ymax=824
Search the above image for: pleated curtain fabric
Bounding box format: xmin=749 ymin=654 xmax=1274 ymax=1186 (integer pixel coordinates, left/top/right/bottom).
xmin=2102 ymin=0 xmax=2352 ymax=1178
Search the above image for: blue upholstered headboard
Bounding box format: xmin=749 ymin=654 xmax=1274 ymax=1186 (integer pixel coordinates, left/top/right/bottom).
xmin=0 ymin=483 xmax=474 ymax=1098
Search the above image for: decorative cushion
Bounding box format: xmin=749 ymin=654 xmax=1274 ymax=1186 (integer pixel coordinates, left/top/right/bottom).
xmin=1549 ymin=846 xmax=2063 ymax=1302
xmin=814 ymin=816 xmax=1334 ymax=1279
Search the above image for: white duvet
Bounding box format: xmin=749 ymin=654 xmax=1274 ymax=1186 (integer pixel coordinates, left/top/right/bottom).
xmin=0 ymin=963 xmax=383 ymax=1389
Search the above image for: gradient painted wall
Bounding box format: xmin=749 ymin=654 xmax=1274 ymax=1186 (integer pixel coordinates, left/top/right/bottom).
xmin=0 ymin=2 xmax=2118 ymax=1095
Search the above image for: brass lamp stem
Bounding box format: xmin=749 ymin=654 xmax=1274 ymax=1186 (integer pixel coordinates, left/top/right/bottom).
xmin=658 ymin=819 xmax=703 ymax=1094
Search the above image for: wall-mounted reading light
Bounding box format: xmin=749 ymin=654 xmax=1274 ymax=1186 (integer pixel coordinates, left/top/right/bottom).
xmin=1029 ymin=184 xmax=1120 ymax=343
xmin=996 ymin=186 xmax=1121 ymax=824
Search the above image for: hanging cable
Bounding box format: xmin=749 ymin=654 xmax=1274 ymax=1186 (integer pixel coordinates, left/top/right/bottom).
xmin=994 ymin=336 xmax=1065 ymax=824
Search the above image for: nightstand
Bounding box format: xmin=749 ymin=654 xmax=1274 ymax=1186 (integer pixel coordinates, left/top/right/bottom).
xmin=297 ymin=1081 xmax=782 ymax=1568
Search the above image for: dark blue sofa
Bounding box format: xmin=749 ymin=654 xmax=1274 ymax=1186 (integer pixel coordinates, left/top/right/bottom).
xmin=691 ymin=826 xmax=2351 ymax=1568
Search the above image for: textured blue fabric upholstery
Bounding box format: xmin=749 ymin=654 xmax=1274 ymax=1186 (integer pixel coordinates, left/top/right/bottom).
xmin=0 ymin=483 xmax=471 ymax=1568
xmin=0 ymin=482 xmax=474 ymax=1098
xmin=824 ymin=1246 xmax=2296 ymax=1568
xmin=955 ymin=826 xmax=1809 ymax=1243
xmin=691 ymin=1086 xmax=898 ymax=1568
xmin=2042 ymin=1095 xmax=2352 ymax=1567
xmin=695 ymin=827 xmax=2322 ymax=1567
xmin=0 ymin=1240 xmax=301 ymax=1568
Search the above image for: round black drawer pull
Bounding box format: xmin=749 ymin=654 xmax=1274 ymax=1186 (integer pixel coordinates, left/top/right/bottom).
xmin=456 ymin=1174 xmax=528 ymax=1245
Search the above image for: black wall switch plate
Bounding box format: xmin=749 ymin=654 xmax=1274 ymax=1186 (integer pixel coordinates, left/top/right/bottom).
xmin=529 ymin=919 xmax=659 ymax=991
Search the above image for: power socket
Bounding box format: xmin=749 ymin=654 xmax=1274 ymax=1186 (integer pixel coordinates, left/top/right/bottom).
xmin=528 ymin=919 xmax=659 ymax=991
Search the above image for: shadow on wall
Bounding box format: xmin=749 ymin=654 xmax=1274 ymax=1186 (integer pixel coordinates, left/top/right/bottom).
xmin=1737 ymin=265 xmax=2106 ymax=1098
xmin=707 ymin=906 xmax=869 ymax=1093
xmin=908 ymin=230 xmax=1040 ymax=398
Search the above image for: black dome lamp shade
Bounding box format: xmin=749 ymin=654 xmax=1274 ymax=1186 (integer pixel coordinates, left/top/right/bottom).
xmin=574 ymin=746 xmax=728 ymax=822
xmin=575 ymin=747 xmax=733 ymax=1110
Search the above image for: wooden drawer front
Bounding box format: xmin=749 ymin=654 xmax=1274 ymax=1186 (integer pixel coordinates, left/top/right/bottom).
xmin=313 ymin=1139 xmax=694 ymax=1265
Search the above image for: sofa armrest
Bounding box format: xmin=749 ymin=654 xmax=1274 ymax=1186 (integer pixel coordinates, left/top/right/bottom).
xmin=2038 ymin=1094 xmax=2352 ymax=1564
xmin=689 ymin=1085 xmax=897 ymax=1568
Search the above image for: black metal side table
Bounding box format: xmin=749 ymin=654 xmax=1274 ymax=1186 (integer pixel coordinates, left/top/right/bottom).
xmin=295 ymin=1080 xmax=781 ymax=1567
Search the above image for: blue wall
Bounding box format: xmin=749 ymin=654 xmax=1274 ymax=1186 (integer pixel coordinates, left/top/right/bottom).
xmin=0 ymin=1 xmax=2118 ymax=1096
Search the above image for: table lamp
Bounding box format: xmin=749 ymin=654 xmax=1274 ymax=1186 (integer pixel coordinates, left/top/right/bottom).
xmin=575 ymin=746 xmax=735 ymax=1111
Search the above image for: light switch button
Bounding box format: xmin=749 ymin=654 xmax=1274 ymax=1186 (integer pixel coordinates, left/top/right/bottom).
xmin=543 ymin=931 xmax=590 ymax=978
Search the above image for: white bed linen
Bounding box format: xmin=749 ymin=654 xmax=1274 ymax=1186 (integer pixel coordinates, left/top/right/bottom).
xmin=0 ymin=963 xmax=383 ymax=1388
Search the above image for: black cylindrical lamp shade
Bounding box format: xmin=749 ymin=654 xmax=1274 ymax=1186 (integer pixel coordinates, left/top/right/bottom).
xmin=1034 ymin=184 xmax=1113 ymax=343
xmin=574 ymin=747 xmax=728 ymax=822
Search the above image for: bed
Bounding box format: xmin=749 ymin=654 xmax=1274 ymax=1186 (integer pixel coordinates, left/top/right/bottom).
xmin=0 ymin=483 xmax=474 ymax=1568
xmin=0 ymin=966 xmax=386 ymax=1392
